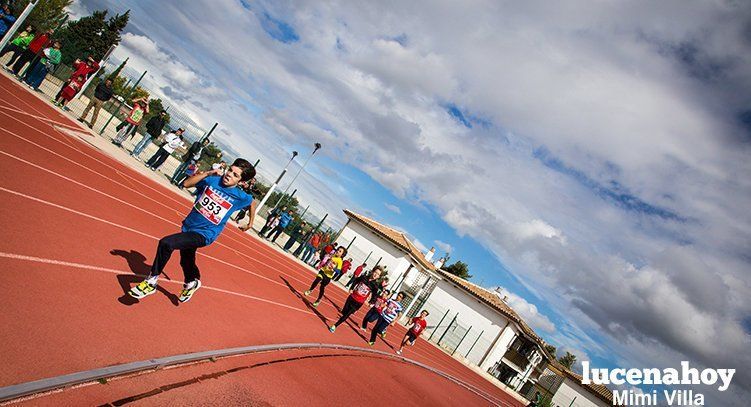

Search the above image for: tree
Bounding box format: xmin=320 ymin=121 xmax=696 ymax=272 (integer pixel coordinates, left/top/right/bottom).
xmin=107 ymin=58 xmax=128 ymax=81
xmin=544 ymin=344 xmax=557 ymax=359
xmin=56 ymin=9 xmax=129 ymax=64
xmin=11 ymin=0 xmax=71 ymax=32
xmin=196 ymin=143 xmax=224 ymax=171
xmin=443 ymin=261 xmax=472 ymax=279
xmin=268 ymin=191 xmax=299 ymax=212
xmin=558 ymin=352 xmax=577 ymax=369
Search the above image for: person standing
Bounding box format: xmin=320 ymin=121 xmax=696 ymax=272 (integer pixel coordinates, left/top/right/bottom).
xmin=23 ymin=40 xmax=61 ymax=90
xmin=0 ymin=3 xmax=16 ymax=41
xmin=54 ymin=74 xmax=84 ymax=108
xmin=397 ymin=310 xmax=430 ymax=355
xmin=1 ymin=25 xmax=33 ymax=67
xmin=283 ymin=221 xmax=307 ymax=252
xmin=334 ymin=257 xmax=352 ymax=282
xmin=346 ymin=262 xmax=367 ymax=289
xmin=171 ymin=138 xmax=219 ymax=185
xmin=112 ymin=97 xmax=149 ymax=145
xmin=11 ymin=28 xmax=51 ymax=76
xmin=131 ymin=110 xmax=168 ymax=159
xmin=266 ymin=209 xmax=293 ymax=242
xmin=328 ymin=266 xmax=382 ymax=333
xmin=305 ymin=246 xmax=346 ymax=307
xmin=301 ymin=232 xmax=321 ymax=264
xmin=54 ymin=56 xmax=99 ymax=100
xmin=368 ymin=292 xmax=405 ymax=345
xmin=129 ymin=159 xmax=257 ymax=303
xmin=144 ymin=130 xmax=184 ymax=171
xmin=258 ymin=206 xmax=286 ymax=236
xmin=77 ymin=78 xmax=113 ymax=128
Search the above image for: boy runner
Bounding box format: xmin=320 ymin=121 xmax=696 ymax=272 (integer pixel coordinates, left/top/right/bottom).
xmin=361 ymin=289 xmax=390 ymax=331
xmin=397 ymin=310 xmax=429 ymax=355
xmin=129 ymin=159 xmax=257 ymax=302
xmin=346 ymin=262 xmax=366 ymax=289
xmin=369 ymin=292 xmax=405 ymax=345
xmin=305 ymin=246 xmax=346 ymax=307
xmin=329 ymin=266 xmax=383 ymax=333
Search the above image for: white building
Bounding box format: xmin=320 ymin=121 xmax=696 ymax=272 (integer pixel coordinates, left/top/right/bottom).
xmin=533 ymin=362 xmax=614 ymax=407
xmin=336 ymin=210 xmax=558 ymax=398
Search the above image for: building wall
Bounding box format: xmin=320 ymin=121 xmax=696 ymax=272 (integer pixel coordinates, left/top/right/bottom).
xmin=551 ymin=378 xmax=609 ymax=407
xmin=335 ymin=221 xmax=411 ymax=278
xmin=426 ymin=280 xmax=517 ymax=366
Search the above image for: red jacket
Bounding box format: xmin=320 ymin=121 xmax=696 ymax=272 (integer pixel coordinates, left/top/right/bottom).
xmin=28 ymin=33 xmax=50 ymax=54
xmin=70 ymin=60 xmax=100 ymax=80
xmin=341 ymin=260 xmax=352 ymax=274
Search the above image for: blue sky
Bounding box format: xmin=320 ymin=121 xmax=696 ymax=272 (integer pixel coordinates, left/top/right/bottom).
xmin=70 ymin=1 xmax=751 ymax=404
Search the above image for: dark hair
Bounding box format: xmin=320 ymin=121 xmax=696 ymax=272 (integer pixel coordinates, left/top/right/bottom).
xmin=337 ymin=246 xmax=348 ymax=257
xmin=396 ymin=291 xmax=406 ymax=298
xmin=232 ymin=158 xmax=256 ymax=181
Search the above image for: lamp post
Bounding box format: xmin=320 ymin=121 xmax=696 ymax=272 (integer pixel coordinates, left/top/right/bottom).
xmin=254 ymin=151 xmax=298 ymax=216
xmin=270 ymin=142 xmax=321 ymax=212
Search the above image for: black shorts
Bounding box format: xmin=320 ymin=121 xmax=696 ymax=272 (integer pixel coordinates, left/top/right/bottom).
xmin=406 ymin=331 xmax=418 ymax=343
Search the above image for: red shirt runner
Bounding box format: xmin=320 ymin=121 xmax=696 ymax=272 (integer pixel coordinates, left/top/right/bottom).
xmin=410 ymin=317 xmax=427 ymax=336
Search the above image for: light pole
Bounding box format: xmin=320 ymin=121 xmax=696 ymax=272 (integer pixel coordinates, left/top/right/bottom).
xmin=254 ymin=150 xmax=298 ymax=216
xmin=270 ymin=142 xmax=322 ymax=212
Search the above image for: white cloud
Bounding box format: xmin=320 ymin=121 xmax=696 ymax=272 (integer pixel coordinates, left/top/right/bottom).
xmin=494 ymin=286 xmax=556 ymax=334
xmin=434 ymin=239 xmax=452 ymax=254
xmin=384 ymin=203 xmax=401 ymax=214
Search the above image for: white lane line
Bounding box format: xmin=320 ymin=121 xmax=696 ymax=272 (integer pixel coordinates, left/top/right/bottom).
xmin=0 ymin=251 xmax=312 ymax=315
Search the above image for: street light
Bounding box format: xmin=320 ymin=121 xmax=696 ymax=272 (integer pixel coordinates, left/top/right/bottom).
xmin=254 ymin=150 xmax=298 ymax=216
xmin=271 ymin=142 xmax=322 ymax=212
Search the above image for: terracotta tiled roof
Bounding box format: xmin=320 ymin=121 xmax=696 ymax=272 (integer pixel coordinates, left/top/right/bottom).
xmin=343 ymin=209 xmax=437 ymax=271
xmin=548 ymin=362 xmax=616 ymax=405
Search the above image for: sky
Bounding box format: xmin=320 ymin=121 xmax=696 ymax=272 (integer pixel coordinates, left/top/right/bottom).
xmin=71 ymin=1 xmax=751 ymax=404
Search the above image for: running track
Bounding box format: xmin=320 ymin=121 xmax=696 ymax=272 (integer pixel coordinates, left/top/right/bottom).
xmin=0 ymin=73 xmax=522 ymax=406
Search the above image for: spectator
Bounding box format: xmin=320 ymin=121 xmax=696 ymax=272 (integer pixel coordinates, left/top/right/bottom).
xmin=346 ymin=262 xmax=367 ymax=289
xmin=131 ymin=110 xmax=168 ymax=159
xmin=144 ymin=130 xmax=184 ymax=171
xmin=77 ymin=78 xmax=113 ymax=128
xmin=170 ymin=138 xmax=218 ymax=185
xmin=1 ymin=25 xmax=33 ymax=67
xmin=334 ymin=257 xmax=352 ymax=281
xmin=11 ymin=28 xmax=52 ymax=76
xmin=301 ymin=232 xmax=321 ymax=264
xmin=112 ymin=97 xmax=149 ymax=145
xmin=259 ymin=206 xmax=286 ymax=236
xmin=0 ymin=3 xmax=16 ymax=41
xmin=23 ymin=40 xmax=61 ymax=91
xmin=283 ymin=221 xmax=307 ymax=252
xmin=54 ymin=74 xmax=84 ymax=108
xmin=54 ymin=56 xmax=99 ymax=101
xmin=265 ymin=209 xmax=293 ymax=243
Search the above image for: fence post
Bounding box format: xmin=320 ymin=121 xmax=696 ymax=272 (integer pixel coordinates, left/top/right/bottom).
xmin=429 ymin=309 xmax=450 ymax=341
xmin=201 ymin=122 xmax=218 ymax=143
xmin=452 ymin=326 xmax=472 ymax=356
xmin=402 ymin=275 xmax=431 ymax=320
xmin=345 ymin=236 xmax=356 ymax=251
xmin=437 ymin=312 xmax=458 ymax=346
xmin=465 ymin=330 xmax=484 ymax=359
xmin=0 ymin=1 xmax=37 ymax=52
xmin=100 ymin=69 xmax=147 ymax=135
xmin=253 ymin=159 xmax=260 ymax=167
xmin=363 ymin=251 xmax=372 ymax=264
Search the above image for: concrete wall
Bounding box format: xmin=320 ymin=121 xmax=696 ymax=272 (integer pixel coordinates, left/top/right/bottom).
xmin=551 ymin=378 xmax=609 ymax=407
xmin=336 ymin=221 xmax=411 ymax=279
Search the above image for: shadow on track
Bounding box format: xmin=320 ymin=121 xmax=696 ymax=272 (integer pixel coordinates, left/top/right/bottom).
xmin=110 ymin=249 xmax=178 ymax=306
xmin=280 ymin=276 xmax=330 ymax=327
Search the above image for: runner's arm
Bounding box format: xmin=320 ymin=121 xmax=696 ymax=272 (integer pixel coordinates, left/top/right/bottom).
xmin=183 ymin=168 xmax=221 ymax=188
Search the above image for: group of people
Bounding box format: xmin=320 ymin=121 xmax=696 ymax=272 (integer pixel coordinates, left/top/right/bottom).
xmin=1 ymin=22 xmax=62 ymax=92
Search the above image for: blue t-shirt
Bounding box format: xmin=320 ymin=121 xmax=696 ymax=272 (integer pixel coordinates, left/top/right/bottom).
xmin=182 ymin=175 xmax=252 ymax=244
xmin=279 ymin=212 xmax=292 ymax=228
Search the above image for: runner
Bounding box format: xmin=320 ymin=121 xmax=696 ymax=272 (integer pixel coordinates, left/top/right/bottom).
xmin=129 ymin=158 xmax=257 ymax=303
xmin=304 ymin=246 xmax=345 ymax=307
xmin=361 ymin=289 xmax=390 ymax=331
xmin=369 ymin=291 xmax=405 ymax=345
xmin=397 ymin=309 xmax=429 ymax=355
xmin=54 ymin=74 xmax=84 ymax=108
xmin=345 ymin=262 xmax=367 ymax=289
xmin=328 ymin=266 xmax=383 ymax=333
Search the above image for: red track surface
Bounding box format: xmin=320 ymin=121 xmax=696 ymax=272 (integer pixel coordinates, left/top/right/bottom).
xmin=0 ymin=73 xmax=522 ymax=407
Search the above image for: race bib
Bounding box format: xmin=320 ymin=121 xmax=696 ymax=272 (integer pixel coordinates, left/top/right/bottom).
xmin=129 ymin=108 xmax=144 ymax=123
xmin=355 ymin=283 xmax=371 ymax=297
xmin=195 ymin=187 xmax=232 ymax=225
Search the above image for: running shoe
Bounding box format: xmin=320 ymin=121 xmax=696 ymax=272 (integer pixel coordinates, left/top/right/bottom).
xmin=129 ymin=278 xmax=157 ymax=299
xmin=396 ymin=349 xmax=402 ymax=355
xmin=360 ymin=326 xmax=366 ymax=332
xmin=312 ymin=300 xmax=320 ymax=307
xmin=304 ymin=290 xmax=311 ymax=296
xmin=179 ymin=279 xmax=202 ymax=303
xmin=329 ymin=325 xmax=336 ymax=333
xmin=368 ymin=341 xmax=375 ymax=346
xmin=380 ymin=332 xmax=387 ymax=339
